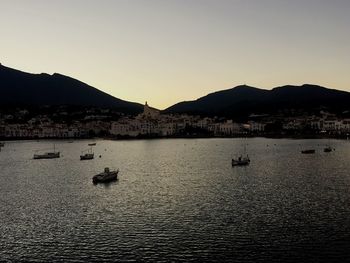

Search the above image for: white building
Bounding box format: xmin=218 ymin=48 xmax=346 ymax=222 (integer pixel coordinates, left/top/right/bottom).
xmin=247 ymin=121 xmax=266 ymax=132
xmin=158 ymin=122 xmax=177 ymax=136
xmin=282 ymin=120 xmax=304 ymax=130
xmin=212 ymin=120 xmax=243 ymax=135
xmin=137 ymin=102 xmax=160 ymax=120
xmin=341 ymin=119 xmax=350 ymax=132
xmin=110 ymin=119 xmax=140 ymax=137
xmin=323 ymin=119 xmax=342 ymax=131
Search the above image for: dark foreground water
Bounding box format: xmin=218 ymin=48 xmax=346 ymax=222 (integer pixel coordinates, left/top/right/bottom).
xmin=1 ymin=138 xmax=350 ymax=262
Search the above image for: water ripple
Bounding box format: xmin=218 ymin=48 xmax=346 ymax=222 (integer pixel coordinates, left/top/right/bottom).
xmin=1 ymin=138 xmax=350 ymax=262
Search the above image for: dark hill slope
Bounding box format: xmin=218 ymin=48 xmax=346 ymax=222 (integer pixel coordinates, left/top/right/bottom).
xmin=165 ymin=84 xmax=350 ymax=118
xmin=0 ymin=64 xmax=143 ymax=114
xmin=166 ymin=85 xmax=268 ymax=115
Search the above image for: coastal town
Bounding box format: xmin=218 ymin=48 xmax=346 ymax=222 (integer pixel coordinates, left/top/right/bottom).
xmin=1 ymin=102 xmax=350 ymax=140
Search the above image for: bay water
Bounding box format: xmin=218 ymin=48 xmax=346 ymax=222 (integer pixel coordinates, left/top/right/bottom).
xmin=1 ymin=138 xmax=350 ymax=262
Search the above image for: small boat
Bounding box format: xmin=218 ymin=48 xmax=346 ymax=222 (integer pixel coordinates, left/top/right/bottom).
xmin=80 ymin=147 xmax=94 ymax=160
xmin=324 ymin=146 xmax=333 ymax=152
xmin=232 ymin=155 xmax=250 ymax=166
xmin=33 ymin=145 xmax=60 ymax=159
xmin=301 ymin=149 xmax=315 ymax=154
xmin=88 ymin=143 xmax=96 ymax=146
xmin=324 ymin=139 xmax=334 ymax=152
xmin=80 ymin=153 xmax=94 ymax=160
xmin=0 ymin=142 xmax=4 ymax=147
xmin=93 ymin=167 xmax=119 ymax=184
xmin=232 ymin=140 xmax=250 ymax=166
xmin=34 ymin=151 xmax=60 ymax=159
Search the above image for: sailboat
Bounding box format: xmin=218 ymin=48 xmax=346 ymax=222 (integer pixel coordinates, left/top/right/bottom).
xmin=232 ymin=141 xmax=250 ymax=166
xmin=33 ymin=144 xmax=60 ymax=159
xmin=80 ymin=147 xmax=94 ymax=160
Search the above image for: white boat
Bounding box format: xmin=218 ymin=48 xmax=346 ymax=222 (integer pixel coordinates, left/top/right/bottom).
xmin=33 ymin=145 xmax=60 ymax=159
xmin=93 ymin=167 xmax=119 ymax=184
xmin=80 ymin=147 xmax=94 ymax=160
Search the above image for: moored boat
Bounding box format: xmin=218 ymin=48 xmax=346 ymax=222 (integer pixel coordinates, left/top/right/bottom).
xmin=80 ymin=153 xmax=94 ymax=160
xmin=34 ymin=151 xmax=60 ymax=159
xmin=324 ymin=139 xmax=334 ymax=152
xmin=33 ymin=144 xmax=60 ymax=159
xmin=0 ymin=142 xmax=4 ymax=147
xmin=232 ymin=155 xmax=250 ymax=166
xmin=80 ymin=147 xmax=94 ymax=160
xmin=88 ymin=143 xmax=96 ymax=146
xmin=301 ymin=149 xmax=315 ymax=154
xmin=324 ymin=146 xmax=333 ymax=152
xmin=232 ymin=140 xmax=250 ymax=166
xmin=93 ymin=167 xmax=119 ymax=184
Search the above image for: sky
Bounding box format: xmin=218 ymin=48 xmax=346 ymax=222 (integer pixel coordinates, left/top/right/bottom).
xmin=1 ymin=0 xmax=349 ymax=109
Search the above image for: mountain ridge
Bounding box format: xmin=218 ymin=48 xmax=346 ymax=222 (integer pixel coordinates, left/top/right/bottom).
xmin=2 ymin=64 xmax=350 ymax=118
xmin=0 ymin=64 xmax=143 ymax=114
xmin=165 ymin=84 xmax=350 ymax=119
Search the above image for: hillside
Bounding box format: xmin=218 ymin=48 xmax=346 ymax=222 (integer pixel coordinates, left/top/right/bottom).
xmin=0 ymin=64 xmax=143 ymax=114
xmin=165 ymin=84 xmax=350 ymax=119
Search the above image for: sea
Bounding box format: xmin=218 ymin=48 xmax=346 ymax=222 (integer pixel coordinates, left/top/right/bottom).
xmin=1 ymin=138 xmax=350 ymax=262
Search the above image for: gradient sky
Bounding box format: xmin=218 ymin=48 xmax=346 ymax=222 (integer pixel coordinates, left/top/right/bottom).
xmin=1 ymin=0 xmax=349 ymax=109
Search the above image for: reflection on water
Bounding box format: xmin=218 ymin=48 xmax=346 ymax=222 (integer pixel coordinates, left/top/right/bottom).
xmin=1 ymin=138 xmax=350 ymax=262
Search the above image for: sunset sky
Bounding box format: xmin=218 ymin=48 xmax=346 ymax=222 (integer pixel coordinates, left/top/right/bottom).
xmin=1 ymin=0 xmax=349 ymax=109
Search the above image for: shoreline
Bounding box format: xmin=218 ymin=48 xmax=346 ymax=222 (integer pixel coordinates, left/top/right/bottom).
xmin=1 ymin=134 xmax=349 ymax=142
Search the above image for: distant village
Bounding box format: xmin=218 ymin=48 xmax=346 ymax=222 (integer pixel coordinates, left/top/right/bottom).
xmin=1 ymin=102 xmax=350 ymax=139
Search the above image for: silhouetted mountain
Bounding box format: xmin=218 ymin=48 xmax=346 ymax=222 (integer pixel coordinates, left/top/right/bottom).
xmin=165 ymin=84 xmax=350 ymax=119
xmin=0 ymin=64 xmax=143 ymax=114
